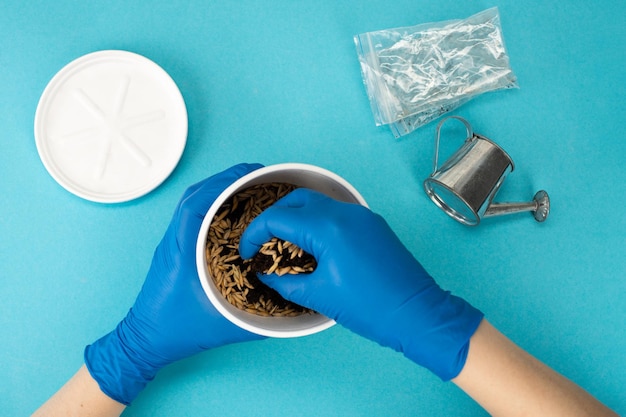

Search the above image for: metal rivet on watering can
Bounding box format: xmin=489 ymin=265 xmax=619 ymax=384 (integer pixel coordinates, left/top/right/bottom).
xmin=423 ymin=116 xmax=550 ymax=226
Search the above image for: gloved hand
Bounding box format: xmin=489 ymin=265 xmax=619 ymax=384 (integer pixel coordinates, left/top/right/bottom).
xmin=85 ymin=163 xmax=265 ymax=405
xmin=239 ymin=188 xmax=483 ymax=381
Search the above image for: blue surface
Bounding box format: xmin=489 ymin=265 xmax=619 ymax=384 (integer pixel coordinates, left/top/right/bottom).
xmin=1 ymin=1 xmax=624 ymax=415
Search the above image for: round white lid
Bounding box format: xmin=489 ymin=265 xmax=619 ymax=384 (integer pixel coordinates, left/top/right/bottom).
xmin=34 ymin=50 xmax=188 ymax=203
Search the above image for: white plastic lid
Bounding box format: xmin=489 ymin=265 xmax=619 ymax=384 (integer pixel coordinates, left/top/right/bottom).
xmin=34 ymin=50 xmax=188 ymax=203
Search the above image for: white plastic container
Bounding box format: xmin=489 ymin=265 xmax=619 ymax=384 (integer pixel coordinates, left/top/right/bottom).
xmin=196 ymin=163 xmax=368 ymax=338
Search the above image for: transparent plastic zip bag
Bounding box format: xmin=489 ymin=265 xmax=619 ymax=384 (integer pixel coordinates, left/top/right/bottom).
xmin=355 ymin=7 xmax=518 ymax=137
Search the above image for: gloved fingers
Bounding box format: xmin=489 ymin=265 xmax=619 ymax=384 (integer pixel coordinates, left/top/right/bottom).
xmin=173 ymin=163 xmax=263 ymax=252
xmin=239 ymin=188 xmax=329 ymax=259
xmin=264 ymin=187 xmax=328 ymax=209
xmin=257 ymin=271 xmax=311 ymax=305
xmin=180 ymin=163 xmax=264 ymax=218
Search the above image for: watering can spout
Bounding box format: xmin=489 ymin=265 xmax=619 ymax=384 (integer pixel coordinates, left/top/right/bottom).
xmin=483 ymin=190 xmax=550 ymax=222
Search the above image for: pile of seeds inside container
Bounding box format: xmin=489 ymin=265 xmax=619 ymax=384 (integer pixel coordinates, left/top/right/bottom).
xmin=206 ymin=182 xmax=317 ymax=317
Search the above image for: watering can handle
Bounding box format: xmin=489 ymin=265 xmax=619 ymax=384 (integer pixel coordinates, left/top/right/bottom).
xmin=432 ymin=116 xmax=474 ymax=174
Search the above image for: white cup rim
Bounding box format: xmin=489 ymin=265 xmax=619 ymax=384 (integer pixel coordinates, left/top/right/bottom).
xmin=195 ymin=163 xmax=367 ymax=338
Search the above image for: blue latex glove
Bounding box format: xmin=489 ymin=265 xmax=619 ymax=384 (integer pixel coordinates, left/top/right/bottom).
xmin=239 ymin=188 xmax=483 ymax=381
xmin=85 ymin=163 xmax=265 ymax=405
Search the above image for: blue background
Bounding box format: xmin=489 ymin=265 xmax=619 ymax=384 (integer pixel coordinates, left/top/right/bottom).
xmin=1 ymin=1 xmax=624 ymax=415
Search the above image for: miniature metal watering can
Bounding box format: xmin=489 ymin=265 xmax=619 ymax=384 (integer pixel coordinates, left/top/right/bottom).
xmin=423 ymin=116 xmax=550 ymax=226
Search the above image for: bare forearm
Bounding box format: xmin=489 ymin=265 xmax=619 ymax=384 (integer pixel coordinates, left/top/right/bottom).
xmin=453 ymin=319 xmax=617 ymax=417
xmin=31 ymin=365 xmax=126 ymax=417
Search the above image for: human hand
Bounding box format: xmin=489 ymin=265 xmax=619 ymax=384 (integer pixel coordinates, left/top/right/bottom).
xmin=239 ymin=188 xmax=483 ymax=380
xmin=85 ymin=163 xmax=265 ymax=405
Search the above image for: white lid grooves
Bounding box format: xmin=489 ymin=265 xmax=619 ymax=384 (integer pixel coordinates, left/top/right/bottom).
xmin=34 ymin=50 xmax=188 ymax=203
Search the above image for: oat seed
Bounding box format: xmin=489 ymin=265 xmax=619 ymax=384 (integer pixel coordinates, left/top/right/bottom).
xmin=206 ymin=183 xmax=316 ymax=317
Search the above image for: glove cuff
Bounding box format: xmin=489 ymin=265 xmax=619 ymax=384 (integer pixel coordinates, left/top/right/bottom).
xmin=396 ymin=290 xmax=484 ymax=381
xmin=84 ymin=318 xmax=158 ymax=405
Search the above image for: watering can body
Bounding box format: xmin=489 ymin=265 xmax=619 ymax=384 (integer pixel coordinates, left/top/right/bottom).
xmin=423 ymin=116 xmax=549 ymax=226
xmin=424 ymin=133 xmax=514 ymax=226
